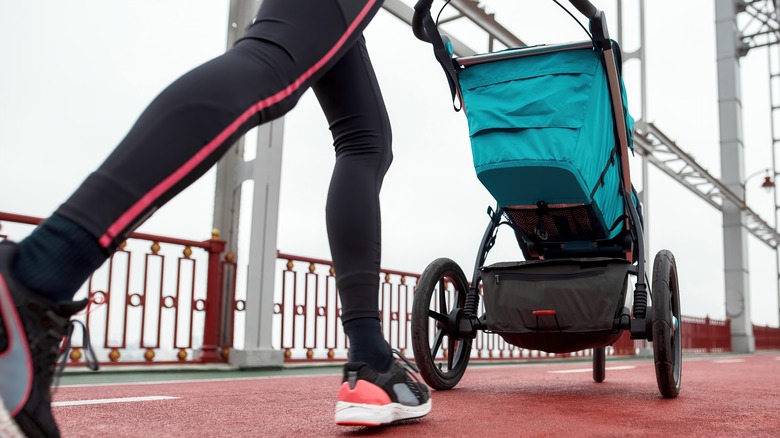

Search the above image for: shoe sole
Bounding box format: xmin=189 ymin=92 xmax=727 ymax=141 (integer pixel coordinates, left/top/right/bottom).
xmin=0 ymin=274 xmax=34 ymax=417
xmin=0 ymin=394 xmax=25 ymax=438
xmin=334 ymin=399 xmax=432 ymax=426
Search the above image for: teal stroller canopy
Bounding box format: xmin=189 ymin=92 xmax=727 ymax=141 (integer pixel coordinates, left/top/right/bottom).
xmin=459 ymin=43 xmax=634 ymax=241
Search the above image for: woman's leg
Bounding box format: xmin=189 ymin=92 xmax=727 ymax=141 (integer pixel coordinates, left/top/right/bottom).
xmin=12 ymin=0 xmax=386 ymax=302
xmin=2 ymin=1 xmax=399 ymax=435
xmin=314 ymin=35 xmax=431 ymax=428
xmin=313 ymin=35 xmax=393 ymax=372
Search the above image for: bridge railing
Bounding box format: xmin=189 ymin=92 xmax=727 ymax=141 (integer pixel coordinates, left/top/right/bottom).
xmin=270 ymin=252 xmax=594 ymax=362
xmin=680 ymin=315 xmax=732 ymax=353
xmin=2 ymin=211 xmax=777 ymax=367
xmin=754 ymin=323 xmax=780 ymax=349
xmin=0 ymin=212 xmax=230 ymax=365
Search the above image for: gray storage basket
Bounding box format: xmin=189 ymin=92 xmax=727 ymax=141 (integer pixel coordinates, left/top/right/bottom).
xmin=480 ymin=257 xmax=631 ymax=353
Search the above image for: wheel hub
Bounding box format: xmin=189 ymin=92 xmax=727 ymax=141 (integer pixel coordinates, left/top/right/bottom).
xmin=447 ymin=308 xmax=463 ymax=334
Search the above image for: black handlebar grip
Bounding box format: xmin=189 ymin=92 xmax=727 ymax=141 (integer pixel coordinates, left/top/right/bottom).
xmin=413 ymin=0 xmax=435 ymax=42
xmin=569 ymin=0 xmax=598 ymax=18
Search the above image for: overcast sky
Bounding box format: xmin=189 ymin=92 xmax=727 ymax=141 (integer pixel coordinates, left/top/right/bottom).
xmin=1 ymin=0 xmax=778 ymax=327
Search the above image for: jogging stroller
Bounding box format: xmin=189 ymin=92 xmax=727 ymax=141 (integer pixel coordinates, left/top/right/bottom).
xmin=409 ymin=0 xmax=682 ymax=398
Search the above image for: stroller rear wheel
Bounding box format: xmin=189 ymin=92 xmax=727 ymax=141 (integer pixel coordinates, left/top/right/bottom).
xmin=411 ymin=258 xmax=472 ymax=390
xmin=651 ymin=250 xmax=682 ymax=398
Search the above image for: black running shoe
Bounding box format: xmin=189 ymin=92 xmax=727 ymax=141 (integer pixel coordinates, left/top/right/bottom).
xmin=0 ymin=241 xmax=90 ymax=438
xmin=335 ymin=350 xmax=431 ymax=426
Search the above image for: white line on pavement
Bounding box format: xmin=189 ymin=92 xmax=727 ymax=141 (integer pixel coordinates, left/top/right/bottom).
xmin=548 ymin=366 xmax=635 ymax=374
xmin=59 ymin=372 xmax=340 ymax=389
xmin=712 ymin=359 xmax=745 ymax=364
xmin=53 ymin=396 xmax=179 ymax=407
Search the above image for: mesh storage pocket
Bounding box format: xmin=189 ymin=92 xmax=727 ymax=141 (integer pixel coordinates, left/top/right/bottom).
xmin=480 ymin=258 xmax=630 ymax=334
xmin=504 ymin=203 xmax=607 ymax=241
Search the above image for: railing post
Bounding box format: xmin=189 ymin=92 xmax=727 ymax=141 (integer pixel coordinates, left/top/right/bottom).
xmin=199 ymin=230 xmax=227 ymax=362
xmin=753 ymin=324 xmax=760 ymax=349
xmin=776 ymin=326 xmax=780 ymax=349
xmin=705 ymin=315 xmax=711 ymax=353
xmin=726 ymin=317 xmax=732 ymax=351
xmin=220 ymin=251 xmax=238 ymax=352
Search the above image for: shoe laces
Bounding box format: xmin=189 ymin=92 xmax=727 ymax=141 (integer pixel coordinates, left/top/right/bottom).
xmin=392 ymin=348 xmax=419 ymax=373
xmin=53 ymin=319 xmax=99 ymax=389
xmin=391 ymin=349 xmax=427 ymax=400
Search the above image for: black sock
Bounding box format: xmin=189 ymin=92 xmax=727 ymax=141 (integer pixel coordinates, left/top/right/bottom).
xmin=343 ymin=317 xmax=393 ymax=372
xmin=12 ymin=213 xmax=108 ymax=303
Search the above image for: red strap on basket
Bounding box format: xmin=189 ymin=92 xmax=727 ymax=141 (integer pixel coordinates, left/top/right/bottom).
xmin=532 ymin=310 xmax=557 ymax=316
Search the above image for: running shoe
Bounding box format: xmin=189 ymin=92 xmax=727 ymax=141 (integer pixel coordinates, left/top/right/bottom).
xmin=335 ymin=350 xmax=431 ymax=426
xmin=0 ymin=241 xmax=91 ymax=438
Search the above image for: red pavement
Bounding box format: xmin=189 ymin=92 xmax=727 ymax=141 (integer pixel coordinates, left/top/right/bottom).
xmin=52 ymin=353 xmax=780 ymax=437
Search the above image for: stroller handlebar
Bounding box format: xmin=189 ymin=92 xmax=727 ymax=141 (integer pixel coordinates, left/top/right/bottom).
xmin=568 ymin=0 xmax=598 ymax=19
xmin=413 ymin=0 xmax=608 ymax=45
xmin=568 ymin=0 xmax=611 ymax=47
xmin=412 ymin=0 xmax=435 ymax=42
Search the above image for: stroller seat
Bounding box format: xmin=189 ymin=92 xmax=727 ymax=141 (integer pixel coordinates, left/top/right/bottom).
xmin=458 ymin=43 xmax=634 ymax=246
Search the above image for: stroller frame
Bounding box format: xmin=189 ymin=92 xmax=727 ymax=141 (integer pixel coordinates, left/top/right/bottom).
xmin=409 ymin=0 xmax=682 ymax=398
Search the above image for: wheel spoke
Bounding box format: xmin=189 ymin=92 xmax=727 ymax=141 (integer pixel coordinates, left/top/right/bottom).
xmin=438 ymin=278 xmax=447 ymax=314
xmin=428 ymin=309 xmax=448 ymax=324
xmin=431 ymin=328 xmax=444 ymax=358
xmin=447 ymin=336 xmax=457 ymax=370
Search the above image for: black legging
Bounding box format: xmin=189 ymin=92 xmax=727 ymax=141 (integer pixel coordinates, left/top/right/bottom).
xmin=55 ymin=0 xmax=390 ymax=322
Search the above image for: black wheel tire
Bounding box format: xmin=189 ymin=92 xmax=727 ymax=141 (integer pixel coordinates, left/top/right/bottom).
xmin=593 ymin=347 xmax=606 ymax=383
xmin=651 ymin=249 xmax=682 ymax=398
xmin=411 ymin=258 xmax=472 ymax=390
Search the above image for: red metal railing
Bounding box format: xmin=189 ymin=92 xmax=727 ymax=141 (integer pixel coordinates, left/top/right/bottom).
xmin=2 ymin=211 xmax=778 ymax=367
xmin=272 ymin=252 xmax=594 ymax=361
xmin=612 ymin=315 xmax=734 ymax=355
xmin=612 ymin=332 xmax=646 ymax=355
xmin=754 ymin=324 xmax=780 ymax=349
xmin=89 ymin=234 xmax=227 ymax=364
xmin=680 ymin=315 xmax=731 ymax=353
xmin=0 ymin=212 xmax=232 ymax=365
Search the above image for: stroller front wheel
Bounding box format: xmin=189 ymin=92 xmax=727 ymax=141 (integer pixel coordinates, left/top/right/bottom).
xmin=651 ymin=249 xmax=682 ymax=398
xmin=411 ymin=258 xmax=472 ymax=390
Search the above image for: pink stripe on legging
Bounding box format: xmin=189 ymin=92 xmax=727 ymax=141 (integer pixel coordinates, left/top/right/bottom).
xmin=99 ymin=0 xmax=378 ymax=248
